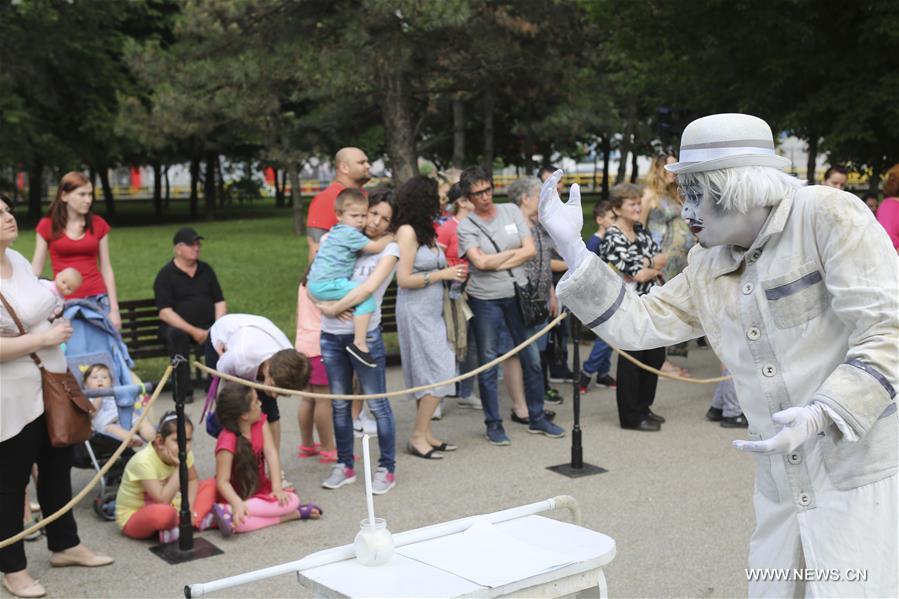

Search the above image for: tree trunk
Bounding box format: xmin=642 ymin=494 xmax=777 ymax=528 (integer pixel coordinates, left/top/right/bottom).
xmin=189 ymin=156 xmax=200 ymax=219
xmin=283 ymin=169 xmax=291 ymax=207
xmin=616 ymin=129 xmax=632 ymax=185
xmin=204 ymin=152 xmax=216 ymax=218
xmin=274 ymin=167 xmax=285 ymax=207
xmin=482 ymin=89 xmax=495 ymax=176
xmin=152 ymin=161 xmax=163 ymax=218
xmin=630 ymin=150 xmax=639 ymax=183
xmin=601 ymin=135 xmax=611 ymax=201
xmin=868 ymin=167 xmax=880 ymax=195
xmin=592 ymin=149 xmax=599 ymax=191
xmin=97 ymin=166 xmax=115 ymax=217
xmin=378 ymin=64 xmax=418 ymax=186
xmin=805 ymin=133 xmax=818 ymax=186
xmin=27 ymin=155 xmax=44 ymax=219
xmin=216 ymin=156 xmax=226 ymax=208
xmin=289 ymin=161 xmax=305 ymax=236
xmin=452 ymin=94 xmax=466 ymax=169
xmin=164 ymin=165 xmax=171 ymax=208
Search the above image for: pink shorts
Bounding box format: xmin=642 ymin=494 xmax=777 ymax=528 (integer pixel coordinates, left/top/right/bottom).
xmin=308 ymin=356 xmax=329 ymax=387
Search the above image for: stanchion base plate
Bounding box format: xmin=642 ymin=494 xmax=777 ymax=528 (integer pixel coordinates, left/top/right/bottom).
xmin=546 ymin=462 xmax=608 ymax=478
xmin=150 ymin=537 xmax=223 ymax=564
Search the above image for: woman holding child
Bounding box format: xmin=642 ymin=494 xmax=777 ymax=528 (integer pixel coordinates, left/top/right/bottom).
xmin=314 ymin=189 xmax=400 ymax=493
xmin=1 ymin=195 xmax=113 ymax=599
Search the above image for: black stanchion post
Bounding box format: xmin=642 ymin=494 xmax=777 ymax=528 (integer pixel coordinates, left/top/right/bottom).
xmin=149 ymin=355 xmax=223 ymax=564
xmin=173 ymin=355 xmax=194 ymax=551
xmin=547 ymin=312 xmax=608 ymax=478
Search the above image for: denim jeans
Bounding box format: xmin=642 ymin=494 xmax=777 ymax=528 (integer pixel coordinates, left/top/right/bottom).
xmin=320 ymin=329 xmax=396 ymax=472
xmin=468 ymin=296 xmax=545 ymax=427
xmin=583 ymin=338 xmax=612 ymax=376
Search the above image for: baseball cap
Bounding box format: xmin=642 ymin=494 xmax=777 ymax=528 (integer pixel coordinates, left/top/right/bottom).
xmin=173 ymin=227 xmax=204 ymax=245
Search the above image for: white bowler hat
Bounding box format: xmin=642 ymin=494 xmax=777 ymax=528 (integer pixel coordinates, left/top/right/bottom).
xmin=665 ymin=113 xmax=791 ymax=174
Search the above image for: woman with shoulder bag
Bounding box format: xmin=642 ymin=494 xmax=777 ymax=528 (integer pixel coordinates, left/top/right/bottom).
xmin=0 ymin=196 xmax=113 ymax=599
xmin=456 ymin=167 xmax=565 ymax=446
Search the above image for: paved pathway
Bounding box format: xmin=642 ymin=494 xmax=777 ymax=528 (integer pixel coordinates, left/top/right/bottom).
xmin=22 ymin=342 xmax=756 ymax=598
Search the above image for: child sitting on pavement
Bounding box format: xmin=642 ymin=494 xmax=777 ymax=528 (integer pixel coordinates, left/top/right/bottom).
xmin=83 ymin=363 xmax=156 ymax=445
xmin=306 ymin=188 xmax=394 ymax=367
xmin=116 ymin=412 xmax=216 ymax=543
xmin=212 ymin=382 xmax=321 ymax=536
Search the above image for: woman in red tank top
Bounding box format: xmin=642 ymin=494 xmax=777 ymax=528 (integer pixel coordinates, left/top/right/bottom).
xmin=31 ymin=172 xmax=122 ymax=329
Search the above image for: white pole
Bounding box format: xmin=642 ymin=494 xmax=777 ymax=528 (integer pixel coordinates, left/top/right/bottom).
xmin=362 ymin=434 xmax=376 ymax=527
xmin=185 ymin=496 xmax=578 ymax=597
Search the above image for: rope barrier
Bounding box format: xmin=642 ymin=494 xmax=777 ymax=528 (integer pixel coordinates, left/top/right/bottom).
xmin=196 ymin=312 xmax=729 ymax=400
xmin=0 ymin=365 xmax=173 ymax=549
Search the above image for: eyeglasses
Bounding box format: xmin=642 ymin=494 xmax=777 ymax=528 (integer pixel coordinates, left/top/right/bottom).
xmin=468 ymin=186 xmax=493 ymax=199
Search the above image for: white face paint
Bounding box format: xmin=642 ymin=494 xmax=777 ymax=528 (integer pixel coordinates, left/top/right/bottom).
xmin=679 ymin=181 xmax=771 ymax=249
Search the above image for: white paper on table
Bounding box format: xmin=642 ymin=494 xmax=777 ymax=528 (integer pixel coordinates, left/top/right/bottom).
xmin=396 ymin=519 xmax=574 ymax=588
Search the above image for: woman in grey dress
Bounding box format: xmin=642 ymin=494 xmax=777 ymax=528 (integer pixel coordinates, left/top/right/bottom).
xmin=395 ymin=177 xmax=467 ymax=459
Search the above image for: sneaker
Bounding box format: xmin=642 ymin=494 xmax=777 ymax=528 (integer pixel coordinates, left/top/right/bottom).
xmin=548 ymin=368 xmax=575 ymax=383
xmin=544 ymin=388 xmax=563 ymax=405
xmin=485 ymin=424 xmax=511 ymax=446
xmin=578 ymin=371 xmax=593 ymax=394
xmin=706 ymin=407 xmax=724 ymax=422
xmin=353 ymin=414 xmax=378 ymax=438
xmin=720 ymin=413 xmax=749 ymax=428
xmin=322 ymin=463 xmax=357 ymax=489
xmin=371 ymin=467 xmax=396 ymax=495
xmin=596 ymin=374 xmax=617 ymax=388
xmin=158 ymin=526 xmax=180 ymax=544
xmin=456 ymin=395 xmax=482 ymax=409
xmin=346 ymin=344 xmax=377 ymax=368
xmin=212 ymin=504 xmax=233 ymax=537
xmin=528 ymin=417 xmax=566 ymax=438
xmin=431 ymin=399 xmax=444 ymax=420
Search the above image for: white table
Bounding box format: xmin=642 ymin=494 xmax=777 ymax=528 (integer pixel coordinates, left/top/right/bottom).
xmin=297 ymin=515 xmax=616 ymax=598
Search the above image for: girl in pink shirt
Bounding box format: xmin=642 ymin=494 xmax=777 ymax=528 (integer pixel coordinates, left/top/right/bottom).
xmin=212 ymin=383 xmax=321 ymax=535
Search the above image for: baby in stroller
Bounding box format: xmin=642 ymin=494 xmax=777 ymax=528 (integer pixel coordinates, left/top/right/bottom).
xmin=83 ymin=362 xmax=155 ymax=446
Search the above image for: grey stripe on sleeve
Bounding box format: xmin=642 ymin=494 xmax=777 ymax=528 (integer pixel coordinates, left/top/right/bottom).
xmin=585 ymin=280 xmax=626 ymax=329
xmin=764 ymin=270 xmax=823 ymax=300
xmin=846 ymin=358 xmax=896 ymax=399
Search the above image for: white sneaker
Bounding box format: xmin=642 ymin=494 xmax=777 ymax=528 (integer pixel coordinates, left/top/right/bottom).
xmin=456 ymin=395 xmax=482 ymax=410
xmin=431 ymin=399 xmax=444 ymax=420
xmin=355 ymin=410 xmax=379 ymax=437
xmin=322 ymin=463 xmax=357 ymax=489
xmin=371 ymin=467 xmax=396 ymax=495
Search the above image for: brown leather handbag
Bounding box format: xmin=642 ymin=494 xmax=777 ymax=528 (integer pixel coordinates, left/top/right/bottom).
xmin=1 ymin=292 xmax=94 ymax=447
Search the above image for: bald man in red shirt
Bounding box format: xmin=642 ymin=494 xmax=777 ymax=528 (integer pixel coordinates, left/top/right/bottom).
xmin=306 ymin=147 xmax=371 ymax=261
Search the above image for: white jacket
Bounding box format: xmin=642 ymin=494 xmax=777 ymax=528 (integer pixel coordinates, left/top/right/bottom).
xmin=209 ymin=313 xmax=291 ymax=382
xmin=558 ymin=185 xmax=898 ymax=493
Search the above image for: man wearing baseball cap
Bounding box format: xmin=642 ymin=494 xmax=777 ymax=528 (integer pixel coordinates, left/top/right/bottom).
xmin=540 ymin=113 xmax=897 ymax=597
xmin=153 ymin=227 xmax=227 ymax=401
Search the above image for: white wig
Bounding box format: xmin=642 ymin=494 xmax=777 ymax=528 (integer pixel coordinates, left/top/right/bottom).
xmin=678 ymin=166 xmax=804 ymax=214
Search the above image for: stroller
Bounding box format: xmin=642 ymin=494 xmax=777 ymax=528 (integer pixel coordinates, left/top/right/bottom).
xmin=63 ymin=299 xmax=156 ymax=520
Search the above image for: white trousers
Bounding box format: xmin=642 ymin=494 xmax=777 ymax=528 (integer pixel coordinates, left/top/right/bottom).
xmin=747 ymin=443 xmax=897 ymax=598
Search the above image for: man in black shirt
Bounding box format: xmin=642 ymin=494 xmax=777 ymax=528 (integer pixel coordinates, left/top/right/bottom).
xmin=153 ymin=227 xmax=227 ymax=400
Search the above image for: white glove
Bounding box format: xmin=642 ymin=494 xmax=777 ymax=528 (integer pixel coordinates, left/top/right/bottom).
xmin=732 ymin=404 xmax=829 ymax=455
xmin=538 ymin=169 xmax=590 ymax=272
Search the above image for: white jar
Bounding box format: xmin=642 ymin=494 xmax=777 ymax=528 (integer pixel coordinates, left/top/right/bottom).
xmin=354 ymin=518 xmax=394 ymax=566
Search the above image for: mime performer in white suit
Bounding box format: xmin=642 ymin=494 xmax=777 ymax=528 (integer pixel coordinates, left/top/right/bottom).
xmin=540 ymin=113 xmax=897 ymax=598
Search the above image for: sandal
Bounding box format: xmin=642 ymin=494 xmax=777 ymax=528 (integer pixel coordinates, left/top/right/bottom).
xmin=318 ymin=449 xmax=338 ymax=464
xmin=297 ymin=443 xmax=321 ymax=458
xmin=298 ymin=503 xmax=323 ymax=520
xmin=406 ymin=442 xmax=443 ymax=460
xmin=430 ymin=441 xmax=458 ymax=452
xmin=212 ymin=504 xmax=234 ymax=537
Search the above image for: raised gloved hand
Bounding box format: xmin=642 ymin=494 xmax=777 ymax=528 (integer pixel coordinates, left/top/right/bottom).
xmin=538 ymin=169 xmax=590 ymax=272
xmin=732 ymin=404 xmax=829 ymax=455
